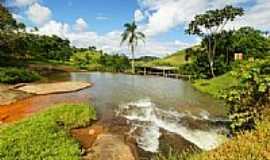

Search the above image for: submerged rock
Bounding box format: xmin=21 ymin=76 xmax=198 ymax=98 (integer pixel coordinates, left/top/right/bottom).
xmin=16 ymin=81 xmax=91 ymax=95
xmin=84 ymin=134 xmax=135 ymax=160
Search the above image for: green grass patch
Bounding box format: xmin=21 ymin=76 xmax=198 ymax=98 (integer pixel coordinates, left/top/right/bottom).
xmin=0 ymin=104 xmax=96 ymax=160
xmin=137 ymin=50 xmax=188 ymax=67
xmin=192 ymin=72 xmax=238 ymax=97
xmin=0 ymin=67 xmax=41 ymax=84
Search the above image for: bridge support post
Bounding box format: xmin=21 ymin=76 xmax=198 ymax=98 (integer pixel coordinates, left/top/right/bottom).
xmin=144 ymin=67 xmax=147 ymax=75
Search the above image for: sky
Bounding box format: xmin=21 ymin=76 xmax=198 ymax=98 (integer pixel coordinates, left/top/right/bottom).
xmin=9 ymin=0 xmax=270 ymax=58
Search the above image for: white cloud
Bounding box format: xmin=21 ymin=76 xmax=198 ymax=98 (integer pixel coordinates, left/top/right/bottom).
xmin=34 ymin=19 xmax=190 ymax=57
xmin=138 ymin=0 xmax=270 ymax=37
xmin=227 ymin=0 xmax=270 ymax=30
xmin=12 ymin=13 xmax=24 ymax=21
xmin=37 ymin=20 xmax=70 ymax=38
xmin=73 ymin=18 xmax=88 ymax=32
xmin=26 ymin=3 xmax=52 ymax=25
xmin=96 ymin=16 xmax=109 ymax=20
xmin=134 ymin=9 xmax=145 ymax=22
xmin=139 ymin=0 xmax=208 ymax=36
xmin=13 ymin=0 xmax=37 ymax=6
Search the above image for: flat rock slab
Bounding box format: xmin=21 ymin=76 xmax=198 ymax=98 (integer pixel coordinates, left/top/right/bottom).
xmin=0 ymin=84 xmax=31 ymax=106
xmin=84 ymin=134 xmax=135 ymax=160
xmin=16 ymin=81 xmax=91 ymax=95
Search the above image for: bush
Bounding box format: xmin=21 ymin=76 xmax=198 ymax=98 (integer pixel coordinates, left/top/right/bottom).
xmin=221 ymin=59 xmax=270 ymax=132
xmin=0 ymin=104 xmax=96 ymax=160
xmin=70 ymin=51 xmax=130 ymax=72
xmin=0 ymin=67 xmax=41 ymax=84
xmin=179 ymin=54 xmax=231 ymax=79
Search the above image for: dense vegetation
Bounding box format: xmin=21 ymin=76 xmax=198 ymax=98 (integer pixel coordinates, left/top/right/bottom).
xmin=0 ymin=104 xmax=96 ymax=160
xmin=180 ymin=27 xmax=270 ymax=79
xmin=0 ymin=67 xmax=41 ymax=84
xmin=0 ymin=3 xmax=133 ymax=83
xmin=71 ymin=49 xmax=130 ymax=72
xmin=155 ymin=5 xmax=270 ymax=160
xmin=221 ymin=59 xmax=270 ymax=132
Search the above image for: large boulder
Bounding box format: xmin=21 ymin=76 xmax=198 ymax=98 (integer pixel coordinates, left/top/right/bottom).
xmin=16 ymin=81 xmax=91 ymax=95
xmin=84 ymin=134 xmax=135 ymax=160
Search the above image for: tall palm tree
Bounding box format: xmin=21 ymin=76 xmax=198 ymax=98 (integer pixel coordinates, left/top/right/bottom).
xmin=121 ymin=21 xmax=145 ymax=74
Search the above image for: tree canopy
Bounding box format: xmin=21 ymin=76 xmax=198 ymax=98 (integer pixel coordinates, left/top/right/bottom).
xmin=121 ymin=21 xmax=145 ymax=74
xmin=186 ymin=5 xmax=244 ymax=77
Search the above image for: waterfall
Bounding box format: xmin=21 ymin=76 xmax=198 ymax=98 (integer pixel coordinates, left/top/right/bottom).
xmin=117 ymin=98 xmax=225 ymax=153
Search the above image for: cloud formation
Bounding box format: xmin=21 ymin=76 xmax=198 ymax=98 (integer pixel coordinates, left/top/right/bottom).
xmin=134 ymin=9 xmax=145 ymax=22
xmin=73 ymin=18 xmax=88 ymax=32
xmin=35 ymin=19 xmax=189 ymax=57
xmin=13 ymin=0 xmax=37 ymax=6
xmin=26 ymin=3 xmax=52 ymax=25
xmin=19 ymin=0 xmax=270 ymax=57
xmin=138 ymin=0 xmax=270 ymax=37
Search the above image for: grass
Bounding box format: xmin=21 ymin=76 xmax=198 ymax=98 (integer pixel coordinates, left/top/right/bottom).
xmin=152 ymin=50 xmax=188 ymax=66
xmin=192 ymin=72 xmax=238 ymax=97
xmin=0 ymin=67 xmax=41 ymax=84
xmin=0 ymin=104 xmax=96 ymax=160
xmin=137 ymin=50 xmax=188 ymax=67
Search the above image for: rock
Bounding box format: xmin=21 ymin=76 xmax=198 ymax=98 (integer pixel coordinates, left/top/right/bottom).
xmin=88 ymin=129 xmax=95 ymax=136
xmin=16 ymin=81 xmax=92 ymax=95
xmin=84 ymin=134 xmax=135 ymax=160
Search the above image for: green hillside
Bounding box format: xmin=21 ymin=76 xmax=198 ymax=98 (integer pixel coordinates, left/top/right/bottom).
xmin=136 ymin=49 xmax=188 ymax=67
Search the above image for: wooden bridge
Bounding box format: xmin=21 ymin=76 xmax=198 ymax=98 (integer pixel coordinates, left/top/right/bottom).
xmin=135 ymin=66 xmax=195 ymax=80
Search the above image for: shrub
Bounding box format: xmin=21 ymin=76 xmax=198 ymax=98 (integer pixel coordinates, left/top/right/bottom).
xmin=179 ymin=54 xmax=231 ymax=79
xmin=0 ymin=104 xmax=96 ymax=160
xmin=221 ymin=59 xmax=270 ymax=132
xmin=70 ymin=51 xmax=130 ymax=72
xmin=0 ymin=67 xmax=41 ymax=84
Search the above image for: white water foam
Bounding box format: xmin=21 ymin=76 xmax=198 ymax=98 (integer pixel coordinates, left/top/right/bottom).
xmin=117 ymin=99 xmax=225 ymax=153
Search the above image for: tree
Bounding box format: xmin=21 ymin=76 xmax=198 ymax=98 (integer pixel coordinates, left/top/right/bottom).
xmin=232 ymin=27 xmax=269 ymax=58
xmin=121 ymin=21 xmax=145 ymax=74
xmin=186 ymin=5 xmax=244 ymax=77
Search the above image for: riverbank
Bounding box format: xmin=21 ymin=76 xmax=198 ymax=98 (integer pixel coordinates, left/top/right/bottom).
xmin=156 ymin=59 xmax=270 ymax=160
xmin=0 ymin=81 xmax=92 ymax=107
xmin=192 ymin=72 xmax=238 ymax=98
xmin=0 ymin=104 xmax=97 ymax=160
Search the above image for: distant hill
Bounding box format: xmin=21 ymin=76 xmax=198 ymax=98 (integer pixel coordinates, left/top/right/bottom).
xmin=136 ymin=49 xmax=189 ymax=67
xmin=135 ymin=56 xmax=160 ymax=62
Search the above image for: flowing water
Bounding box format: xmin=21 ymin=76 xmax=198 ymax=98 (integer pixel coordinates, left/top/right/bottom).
xmin=1 ymin=72 xmax=228 ymax=155
xmin=67 ymin=72 xmax=228 ymax=153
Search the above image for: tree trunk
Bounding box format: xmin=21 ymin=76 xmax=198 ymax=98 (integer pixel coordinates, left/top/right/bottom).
xmin=207 ymin=36 xmax=216 ymax=78
xmin=211 ymin=39 xmax=217 ymax=78
xmin=131 ymin=45 xmax=135 ymax=74
xmin=226 ymin=48 xmax=229 ymax=65
xmin=210 ymin=60 xmax=215 ymax=78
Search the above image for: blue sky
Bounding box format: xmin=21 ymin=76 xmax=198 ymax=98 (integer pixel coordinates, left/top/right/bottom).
xmin=10 ymin=0 xmax=270 ymax=57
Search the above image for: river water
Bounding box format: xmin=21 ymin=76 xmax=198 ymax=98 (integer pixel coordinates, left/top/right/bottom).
xmin=66 ymin=72 xmax=228 ymax=153
xmin=1 ymin=72 xmax=228 ymax=156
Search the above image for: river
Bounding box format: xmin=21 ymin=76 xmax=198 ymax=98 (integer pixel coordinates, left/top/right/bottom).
xmin=1 ymin=72 xmax=229 ymax=157
xmin=68 ymin=72 xmax=228 ymax=153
